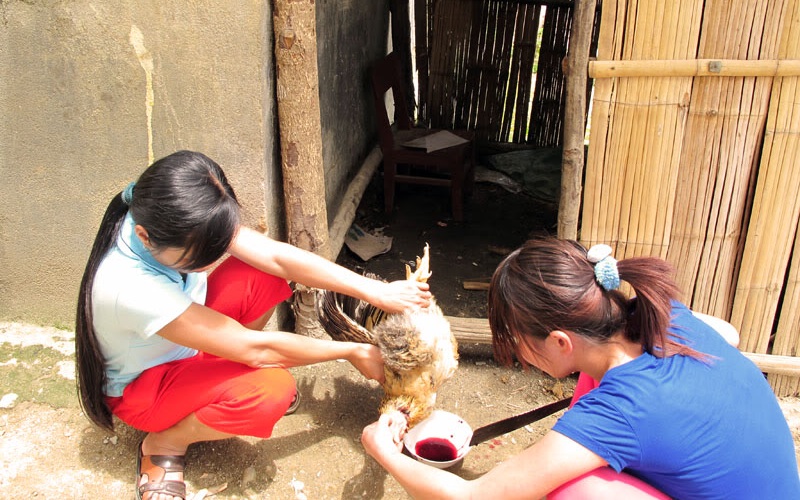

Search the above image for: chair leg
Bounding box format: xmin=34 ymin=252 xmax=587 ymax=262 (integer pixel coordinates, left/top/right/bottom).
xmin=451 ymin=166 xmax=465 ymax=222
xmin=384 ymin=161 xmax=397 ymax=215
xmin=464 ymin=144 xmax=476 ymax=195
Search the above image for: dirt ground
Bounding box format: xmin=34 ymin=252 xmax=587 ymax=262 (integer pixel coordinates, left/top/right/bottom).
xmin=1 ymin=171 xmax=799 ymax=499
xmin=0 ymin=321 xmax=574 ymax=500
xmin=335 ymin=162 xmax=559 ymax=320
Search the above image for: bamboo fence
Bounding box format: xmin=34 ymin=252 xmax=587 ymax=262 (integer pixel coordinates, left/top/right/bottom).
xmin=412 ymin=0 xmax=595 ymax=145
xmin=403 ymin=0 xmax=800 ymax=393
xmin=732 ymin=0 xmax=800 ymax=394
xmin=581 ymin=0 xmax=800 ymax=394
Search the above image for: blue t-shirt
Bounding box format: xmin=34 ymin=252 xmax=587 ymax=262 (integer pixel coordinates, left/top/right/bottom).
xmin=553 ymin=302 xmax=800 ymax=499
xmin=92 ymin=213 xmax=205 ymax=397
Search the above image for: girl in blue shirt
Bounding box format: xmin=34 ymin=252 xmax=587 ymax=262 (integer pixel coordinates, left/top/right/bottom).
xmin=75 ymin=150 xmax=431 ymax=500
xmin=361 ymin=237 xmax=800 ymax=499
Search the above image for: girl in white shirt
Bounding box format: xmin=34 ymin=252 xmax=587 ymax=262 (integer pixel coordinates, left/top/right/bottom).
xmin=75 ymin=150 xmax=430 ymax=500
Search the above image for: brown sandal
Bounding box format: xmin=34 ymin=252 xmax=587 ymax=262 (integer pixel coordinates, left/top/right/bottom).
xmin=284 ymin=391 xmax=301 ymax=415
xmin=136 ymin=440 xmax=187 ymax=500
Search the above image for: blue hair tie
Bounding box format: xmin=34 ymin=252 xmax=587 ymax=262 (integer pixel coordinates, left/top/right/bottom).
xmin=587 ymin=244 xmax=620 ymax=291
xmin=122 ymin=181 xmax=136 ymax=205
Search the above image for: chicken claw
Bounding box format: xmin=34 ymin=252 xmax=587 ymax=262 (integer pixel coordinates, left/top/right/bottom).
xmin=406 ymin=243 xmax=432 ymax=283
xmin=384 ymin=409 xmax=410 ymax=445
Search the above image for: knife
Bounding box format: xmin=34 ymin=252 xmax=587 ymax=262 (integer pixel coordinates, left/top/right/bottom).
xmin=468 ymin=396 xmax=572 ymax=446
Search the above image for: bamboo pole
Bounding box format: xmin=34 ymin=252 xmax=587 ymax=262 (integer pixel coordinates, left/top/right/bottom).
xmin=512 ymin=3 xmax=539 ymax=143
xmin=461 ymin=0 xmax=481 ymax=132
xmin=474 ymin=0 xmax=496 ymax=138
xmin=580 ymin=75 xmax=611 ymax=247
xmin=327 ymin=148 xmax=382 ymax=259
xmin=506 ymin=2 xmax=524 ymax=141
xmin=580 ymin=0 xmax=619 ymax=248
xmin=661 ymin=0 xmax=701 ymax=274
xmin=590 ymin=58 xmax=800 ymax=78
xmin=490 ymin=0 xmax=515 ymax=138
xmin=693 ymin=0 xmax=744 ymax=311
xmin=617 ymin=1 xmax=648 ymax=258
xmin=682 ymin=0 xmax=777 ymax=320
xmin=648 ymin=0 xmax=676 ymax=258
xmin=771 ymin=217 xmax=800 ymax=394
xmin=558 ymin=0 xmax=597 ymax=240
xmin=666 ymin=0 xmax=698 ymax=256
xmin=446 ymin=316 xmax=800 ymax=378
xmin=615 ymin=1 xmax=650 ymax=258
xmin=714 ymin=0 xmax=790 ymax=344
xmin=768 ymin=0 xmax=800 ymax=396
xmin=748 ymin=353 xmax=800 ymax=378
xmin=733 ymin=72 xmax=800 ymax=353
xmin=414 ymin=0 xmax=430 ymax=123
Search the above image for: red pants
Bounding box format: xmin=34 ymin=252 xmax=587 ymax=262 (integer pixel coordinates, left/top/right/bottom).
xmin=107 ymin=257 xmax=295 ymax=438
xmin=568 ymin=371 xmax=601 ymax=408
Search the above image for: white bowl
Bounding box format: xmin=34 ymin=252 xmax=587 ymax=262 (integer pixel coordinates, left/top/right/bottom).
xmin=403 ymin=410 xmax=473 ymax=469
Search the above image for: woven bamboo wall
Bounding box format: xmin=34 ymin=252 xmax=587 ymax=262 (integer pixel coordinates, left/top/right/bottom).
xmin=732 ymin=0 xmax=800 ymax=394
xmin=413 ymin=0 xmax=598 ymax=145
xmin=581 ymin=0 xmax=800 ymax=395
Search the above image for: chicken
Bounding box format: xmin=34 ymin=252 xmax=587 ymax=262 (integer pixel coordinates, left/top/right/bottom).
xmin=316 ymin=244 xmax=459 ymax=428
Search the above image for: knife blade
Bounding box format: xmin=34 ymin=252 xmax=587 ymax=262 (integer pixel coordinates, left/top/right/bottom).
xmin=469 ymin=396 xmax=572 ymax=446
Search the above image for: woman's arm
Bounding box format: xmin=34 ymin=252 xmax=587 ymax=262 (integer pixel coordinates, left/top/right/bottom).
xmin=158 ymin=303 xmax=385 ymax=381
xmin=228 ymin=226 xmax=430 ymax=314
xmin=361 ymin=413 xmax=606 ymax=499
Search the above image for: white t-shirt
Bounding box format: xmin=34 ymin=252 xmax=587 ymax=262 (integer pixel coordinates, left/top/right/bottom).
xmin=92 ymin=213 xmax=206 ymax=397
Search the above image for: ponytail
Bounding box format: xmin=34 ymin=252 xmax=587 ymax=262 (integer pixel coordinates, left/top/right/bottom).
xmin=618 ymin=257 xmax=702 ymax=358
xmin=75 ymin=193 xmax=128 ymax=430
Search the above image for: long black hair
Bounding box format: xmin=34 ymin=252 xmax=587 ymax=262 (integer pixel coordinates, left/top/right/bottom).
xmin=489 ymin=238 xmax=703 ymax=369
xmin=75 ymin=151 xmax=240 ymax=429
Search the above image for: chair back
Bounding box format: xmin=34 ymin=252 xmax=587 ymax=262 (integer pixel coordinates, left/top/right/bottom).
xmin=371 ymin=53 xmax=413 ymax=153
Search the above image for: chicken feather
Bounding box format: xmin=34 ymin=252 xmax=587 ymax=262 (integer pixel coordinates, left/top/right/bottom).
xmin=316 ymin=244 xmax=458 ymax=427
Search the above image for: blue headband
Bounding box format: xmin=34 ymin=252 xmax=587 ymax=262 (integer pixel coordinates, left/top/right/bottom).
xmin=122 ymin=181 xmax=136 ymax=205
xmin=587 ymin=244 xmax=620 ymax=291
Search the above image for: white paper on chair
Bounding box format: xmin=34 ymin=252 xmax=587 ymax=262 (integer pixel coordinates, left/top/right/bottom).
xmin=401 ymin=130 xmax=469 ymax=153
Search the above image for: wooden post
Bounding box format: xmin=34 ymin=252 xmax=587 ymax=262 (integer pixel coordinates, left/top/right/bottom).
xmin=273 ymin=0 xmax=330 ymax=337
xmin=558 ymin=0 xmax=597 ymax=240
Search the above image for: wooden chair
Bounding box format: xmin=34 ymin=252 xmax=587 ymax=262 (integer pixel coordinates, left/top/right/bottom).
xmin=370 ymin=52 xmax=475 ymax=221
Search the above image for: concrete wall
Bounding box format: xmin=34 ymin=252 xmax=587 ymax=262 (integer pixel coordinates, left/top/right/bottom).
xmin=0 ymin=1 xmax=282 ymax=325
xmin=0 ymin=0 xmax=392 ymax=326
xmin=316 ymin=0 xmax=390 ymax=218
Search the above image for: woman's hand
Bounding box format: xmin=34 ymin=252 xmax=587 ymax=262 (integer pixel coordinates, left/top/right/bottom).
xmin=368 ymin=279 xmax=432 ymax=314
xmin=362 ymin=411 xmax=407 ymax=460
xmin=347 ymin=343 xmax=386 ymax=383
